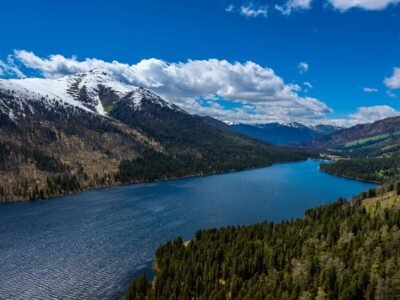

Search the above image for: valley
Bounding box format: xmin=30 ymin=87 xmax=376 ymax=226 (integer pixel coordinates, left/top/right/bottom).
xmin=0 ymin=160 xmax=374 ymax=300
xmin=0 ymin=71 xmax=308 ymax=202
xmin=126 ymin=114 xmax=400 ymax=300
xmin=2 ymin=71 xmax=399 ymax=300
xmin=2 ymin=1 xmax=400 ymax=300
xmin=229 ymin=122 xmax=341 ymax=145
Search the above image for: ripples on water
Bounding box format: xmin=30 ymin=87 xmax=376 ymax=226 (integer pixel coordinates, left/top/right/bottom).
xmin=0 ymin=160 xmax=376 ymax=299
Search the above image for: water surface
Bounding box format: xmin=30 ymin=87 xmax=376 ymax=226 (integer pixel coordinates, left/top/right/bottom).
xmin=0 ymin=160 xmax=376 ymax=299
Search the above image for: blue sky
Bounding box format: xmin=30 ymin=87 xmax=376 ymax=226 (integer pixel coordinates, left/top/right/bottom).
xmin=1 ymin=0 xmax=400 ymax=126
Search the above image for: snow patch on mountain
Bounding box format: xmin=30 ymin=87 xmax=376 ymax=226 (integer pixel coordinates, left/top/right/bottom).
xmin=0 ymin=70 xmax=180 ymax=120
xmin=1 ymin=76 xmax=92 ymax=112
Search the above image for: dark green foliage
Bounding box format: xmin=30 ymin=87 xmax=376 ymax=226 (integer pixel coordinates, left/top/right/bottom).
xmin=0 ymin=141 xmax=65 ymax=173
xmin=31 ymin=150 xmax=66 ymax=173
xmin=116 ymin=144 xmax=306 ymax=184
xmin=320 ymin=158 xmax=400 ymax=183
xmin=0 ymin=142 xmax=10 ymax=170
xmin=128 ymin=199 xmax=400 ymax=300
xmin=111 ymin=90 xmax=308 ymax=163
xmin=356 ymin=181 xmax=398 ymax=201
xmin=28 ymin=174 xmax=82 ymax=201
xmin=116 ymin=151 xmax=186 ymax=183
xmin=111 ymin=97 xmax=309 ymax=184
xmin=126 ymin=274 xmax=153 ymax=300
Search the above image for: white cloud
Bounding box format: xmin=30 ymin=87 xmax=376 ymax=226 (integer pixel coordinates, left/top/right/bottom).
xmin=275 ymin=0 xmax=312 ymax=15
xmin=304 ymin=82 xmax=313 ymax=88
xmin=328 ymin=0 xmax=400 ymax=11
xmin=385 ymin=67 xmax=400 ymax=89
xmin=348 ymin=105 xmax=400 ymax=124
xmin=4 ymin=50 xmax=397 ymax=127
xmin=240 ymin=3 xmax=268 ymax=18
xmin=225 ymin=4 xmax=235 ymax=13
xmin=1 ymin=50 xmax=332 ymax=124
xmin=329 ymin=105 xmax=400 ymax=127
xmin=363 ymin=87 xmax=378 ymax=93
xmin=387 ymin=90 xmax=397 ymax=98
xmin=234 ymin=0 xmax=398 ymax=16
xmin=0 ymin=55 xmax=25 ymax=78
xmin=298 ymin=62 xmax=309 ymax=74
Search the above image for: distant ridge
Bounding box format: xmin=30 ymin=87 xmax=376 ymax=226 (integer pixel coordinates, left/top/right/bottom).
xmin=229 ymin=122 xmax=341 ymax=144
xmin=301 ymin=116 xmax=400 ymax=157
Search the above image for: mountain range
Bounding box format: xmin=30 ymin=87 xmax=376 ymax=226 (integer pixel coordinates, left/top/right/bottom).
xmin=229 ymin=122 xmax=341 ymax=145
xmin=302 ymin=116 xmax=400 ymax=158
xmin=0 ymin=70 xmax=307 ymax=202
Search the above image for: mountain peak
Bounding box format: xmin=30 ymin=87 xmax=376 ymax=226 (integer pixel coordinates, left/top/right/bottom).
xmin=0 ymin=73 xmax=181 ymax=120
xmin=278 ymin=121 xmax=306 ymax=128
xmin=89 ymin=69 xmax=108 ymax=75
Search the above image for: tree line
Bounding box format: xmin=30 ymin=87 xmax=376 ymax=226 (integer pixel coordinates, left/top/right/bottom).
xmin=320 ymin=157 xmax=400 ymax=183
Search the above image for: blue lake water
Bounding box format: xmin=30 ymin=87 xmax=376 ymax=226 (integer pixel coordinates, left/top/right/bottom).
xmin=0 ymin=160 xmax=376 ymax=300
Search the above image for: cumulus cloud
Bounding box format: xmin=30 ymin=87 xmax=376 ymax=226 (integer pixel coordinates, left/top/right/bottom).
xmin=385 ymin=67 xmax=400 ymax=89
xmin=275 ymin=0 xmax=312 ymax=15
xmin=240 ymin=3 xmax=268 ymax=18
xmin=3 ymin=50 xmax=396 ymax=127
xmin=363 ymin=87 xmax=378 ymax=93
xmin=329 ymin=105 xmax=400 ymax=127
xmin=1 ymin=50 xmax=332 ymax=124
xmin=298 ymin=62 xmax=309 ymax=74
xmin=304 ymin=82 xmax=313 ymax=89
xmin=387 ymin=90 xmax=397 ymax=98
xmin=0 ymin=55 xmax=25 ymax=78
xmin=233 ymin=0 xmax=398 ymax=16
xmin=328 ymin=0 xmax=400 ymax=11
xmin=348 ymin=105 xmax=400 ymax=124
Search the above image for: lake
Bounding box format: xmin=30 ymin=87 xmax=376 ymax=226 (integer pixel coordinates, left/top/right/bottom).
xmin=0 ymin=160 xmax=376 ymax=300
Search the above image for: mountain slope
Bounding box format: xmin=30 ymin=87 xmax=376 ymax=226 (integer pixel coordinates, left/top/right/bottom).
xmin=0 ymin=71 xmax=308 ymax=202
xmin=302 ymin=116 xmax=400 ymax=157
xmin=231 ymin=122 xmax=340 ymax=145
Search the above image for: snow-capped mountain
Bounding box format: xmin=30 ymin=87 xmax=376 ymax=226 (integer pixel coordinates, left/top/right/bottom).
xmin=230 ymin=122 xmax=341 ymax=145
xmin=277 ymin=122 xmax=307 ymax=129
xmin=0 ymin=71 xmax=307 ymax=202
xmin=0 ymin=70 xmax=180 ymax=121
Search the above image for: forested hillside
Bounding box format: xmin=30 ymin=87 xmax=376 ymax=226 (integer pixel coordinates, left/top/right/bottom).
xmin=127 ymin=185 xmax=400 ymax=300
xmin=0 ymin=72 xmax=308 ymax=202
xmin=303 ymin=116 xmax=400 ymax=158
xmin=320 ymin=158 xmax=400 ymax=183
xmin=309 ymin=116 xmax=400 ymax=185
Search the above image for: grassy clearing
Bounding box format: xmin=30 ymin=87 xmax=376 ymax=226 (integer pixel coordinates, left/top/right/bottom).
xmin=343 ymin=133 xmax=391 ymax=148
xmin=362 ymin=191 xmax=400 ymax=215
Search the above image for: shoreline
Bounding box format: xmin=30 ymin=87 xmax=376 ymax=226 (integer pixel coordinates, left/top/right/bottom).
xmin=316 ymin=154 xmax=381 ymax=185
xmin=319 ymin=169 xmax=381 ymax=185
xmin=0 ymin=159 xmax=305 ymax=204
xmin=1 ymin=157 xmax=378 ymax=204
xmin=126 ymin=180 xmax=380 ymax=299
xmin=124 ymin=166 xmax=378 ymax=298
xmin=0 ymin=157 xmax=377 ymax=300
